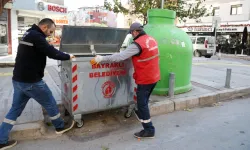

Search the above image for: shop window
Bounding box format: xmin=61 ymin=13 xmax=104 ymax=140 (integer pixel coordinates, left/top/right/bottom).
xmin=90 ymin=15 xmax=93 ymax=20
xmin=213 ymin=7 xmax=220 ymax=16
xmin=196 ymin=37 xmax=205 ymax=44
xmin=18 ymin=17 xmax=25 ymax=22
xmin=0 ymin=10 xmax=8 ymax=45
xmin=0 ymin=24 xmax=7 ymax=44
xmin=231 ymin=4 xmax=242 ymax=15
xmin=17 ymin=16 xmax=40 ymax=42
xmin=190 ymin=37 xmax=196 ymax=44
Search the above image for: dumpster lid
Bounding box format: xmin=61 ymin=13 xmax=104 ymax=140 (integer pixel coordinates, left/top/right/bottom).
xmin=59 ymin=26 xmax=129 ymax=55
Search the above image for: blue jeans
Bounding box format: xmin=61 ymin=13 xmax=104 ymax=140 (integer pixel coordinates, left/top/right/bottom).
xmin=0 ymin=80 xmax=64 ymax=144
xmin=136 ymin=83 xmax=157 ymax=133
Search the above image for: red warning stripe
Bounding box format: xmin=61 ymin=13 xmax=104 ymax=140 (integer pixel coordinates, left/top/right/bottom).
xmin=134 ymin=87 xmax=137 ymax=92
xmin=72 ymin=64 xmax=78 ymax=112
xmin=72 ymin=65 xmax=77 ymax=73
xmin=133 ymin=95 xmax=137 ymax=102
xmin=72 ymin=75 xmax=78 ymax=83
xmin=72 ymin=85 xmax=78 ymax=93
xmin=73 ymin=95 xmax=78 ymax=103
xmin=73 ymin=104 xmax=78 ymax=112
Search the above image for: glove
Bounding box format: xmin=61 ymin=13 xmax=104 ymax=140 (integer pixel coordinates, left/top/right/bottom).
xmin=90 ymin=55 xmax=103 ymax=65
xmin=69 ymin=54 xmax=75 ymax=60
xmin=64 ymin=52 xmax=75 ymax=60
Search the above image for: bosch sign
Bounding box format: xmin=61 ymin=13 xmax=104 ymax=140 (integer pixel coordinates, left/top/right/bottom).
xmin=48 ymin=5 xmax=67 ymax=13
xmin=37 ymin=2 xmax=67 ymax=14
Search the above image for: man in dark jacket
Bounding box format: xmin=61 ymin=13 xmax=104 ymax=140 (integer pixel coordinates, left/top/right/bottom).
xmin=0 ymin=18 xmax=75 ymax=150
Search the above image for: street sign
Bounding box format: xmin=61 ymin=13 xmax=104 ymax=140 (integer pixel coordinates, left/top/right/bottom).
xmin=212 ymin=17 xmax=221 ymax=28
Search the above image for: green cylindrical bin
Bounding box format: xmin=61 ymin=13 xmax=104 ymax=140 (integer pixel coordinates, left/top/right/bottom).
xmin=144 ymin=9 xmax=193 ymax=95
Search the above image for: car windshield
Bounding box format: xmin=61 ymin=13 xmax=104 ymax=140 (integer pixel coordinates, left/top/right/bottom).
xmin=207 ymin=37 xmax=215 ymax=44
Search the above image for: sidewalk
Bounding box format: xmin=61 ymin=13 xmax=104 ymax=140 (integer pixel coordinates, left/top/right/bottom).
xmin=221 ymin=53 xmax=250 ymax=61
xmin=0 ymin=55 xmax=15 ymax=67
xmin=0 ymin=56 xmax=250 ymax=141
xmin=0 ymin=55 xmax=58 ymax=67
xmin=0 ymin=57 xmax=61 ymax=140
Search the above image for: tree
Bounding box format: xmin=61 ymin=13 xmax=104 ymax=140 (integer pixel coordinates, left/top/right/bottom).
xmin=104 ymin=0 xmax=210 ymax=25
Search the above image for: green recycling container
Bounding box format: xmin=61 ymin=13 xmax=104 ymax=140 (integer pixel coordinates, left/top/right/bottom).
xmin=144 ymin=9 xmax=193 ymax=95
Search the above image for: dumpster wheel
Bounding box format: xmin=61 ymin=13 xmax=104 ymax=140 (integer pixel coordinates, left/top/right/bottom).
xmin=124 ymin=110 xmax=133 ymax=118
xmin=124 ymin=104 xmax=136 ymax=118
xmin=76 ymin=120 xmax=84 ymax=128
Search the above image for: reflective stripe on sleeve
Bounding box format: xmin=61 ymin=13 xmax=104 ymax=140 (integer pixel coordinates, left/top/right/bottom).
xmin=3 ymin=118 xmax=16 ymax=125
xmin=149 ymin=46 xmax=158 ymax=51
xmin=50 ymin=113 xmax=61 ymax=120
xmin=137 ymin=54 xmax=159 ymax=62
xmin=19 ymin=41 xmax=34 ymax=46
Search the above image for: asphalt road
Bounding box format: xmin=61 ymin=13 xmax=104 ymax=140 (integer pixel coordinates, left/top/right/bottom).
xmin=10 ymin=97 xmax=250 ymax=150
xmin=1 ymin=56 xmax=250 ymax=150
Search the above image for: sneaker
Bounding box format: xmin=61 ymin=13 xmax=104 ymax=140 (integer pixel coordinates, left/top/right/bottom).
xmin=0 ymin=140 xmax=17 ymax=150
xmin=134 ymin=130 xmax=155 ymax=139
xmin=55 ymin=120 xmax=75 ymax=134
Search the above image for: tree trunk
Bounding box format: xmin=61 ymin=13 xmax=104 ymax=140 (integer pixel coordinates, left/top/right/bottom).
xmin=143 ymin=16 xmax=148 ymax=25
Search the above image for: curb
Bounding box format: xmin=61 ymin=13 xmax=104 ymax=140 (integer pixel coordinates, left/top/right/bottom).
xmin=0 ymin=62 xmax=15 ymax=67
xmin=221 ymin=54 xmax=250 ymax=61
xmin=10 ymin=121 xmax=46 ymax=141
xmin=9 ymin=86 xmax=250 ymax=141
xmin=150 ymin=86 xmax=250 ymax=117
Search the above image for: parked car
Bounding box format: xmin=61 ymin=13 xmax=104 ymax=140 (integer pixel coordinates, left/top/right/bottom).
xmin=190 ymin=36 xmax=216 ymax=58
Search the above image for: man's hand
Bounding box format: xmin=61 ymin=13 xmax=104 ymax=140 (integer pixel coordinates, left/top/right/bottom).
xmin=90 ymin=55 xmax=103 ymax=65
xmin=70 ymin=54 xmax=76 ymax=60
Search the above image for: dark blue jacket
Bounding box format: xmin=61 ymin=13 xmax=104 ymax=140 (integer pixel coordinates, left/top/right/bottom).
xmin=13 ymin=24 xmax=70 ymax=83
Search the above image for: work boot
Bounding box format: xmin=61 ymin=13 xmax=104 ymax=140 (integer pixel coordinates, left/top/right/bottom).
xmin=55 ymin=120 xmax=75 ymax=134
xmin=134 ymin=130 xmax=155 ymax=139
xmin=0 ymin=140 xmax=17 ymax=150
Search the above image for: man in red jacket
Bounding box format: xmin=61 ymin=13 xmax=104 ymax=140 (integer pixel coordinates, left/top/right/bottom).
xmin=90 ymin=22 xmax=160 ymax=139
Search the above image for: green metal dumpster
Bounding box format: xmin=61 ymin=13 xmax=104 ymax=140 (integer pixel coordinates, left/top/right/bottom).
xmin=144 ymin=9 xmax=193 ymax=95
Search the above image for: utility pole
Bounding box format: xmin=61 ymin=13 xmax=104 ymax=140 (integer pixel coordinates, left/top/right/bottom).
xmin=214 ymin=20 xmax=221 ymax=60
xmin=213 ymin=17 xmax=221 ymax=60
xmin=161 ymin=0 xmax=164 ymax=9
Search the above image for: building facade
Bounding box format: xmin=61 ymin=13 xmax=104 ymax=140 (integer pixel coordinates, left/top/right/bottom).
xmin=68 ymin=6 xmax=117 ymax=27
xmin=0 ymin=8 xmax=9 ymax=56
xmin=0 ymin=0 xmax=68 ymax=56
xmin=177 ymin=0 xmax=250 ymax=45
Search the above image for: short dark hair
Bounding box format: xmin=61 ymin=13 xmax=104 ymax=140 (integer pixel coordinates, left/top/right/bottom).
xmin=38 ymin=18 xmax=56 ymax=28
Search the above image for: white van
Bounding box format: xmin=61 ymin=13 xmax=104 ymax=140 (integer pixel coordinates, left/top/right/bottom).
xmin=190 ymin=36 xmax=216 ymax=58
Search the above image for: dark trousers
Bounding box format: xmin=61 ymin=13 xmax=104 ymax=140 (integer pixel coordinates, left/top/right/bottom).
xmin=136 ymin=82 xmax=157 ymax=133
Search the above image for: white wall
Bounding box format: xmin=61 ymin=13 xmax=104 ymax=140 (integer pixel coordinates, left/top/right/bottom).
xmin=44 ymin=0 xmax=64 ymax=5
xmin=116 ymin=13 xmax=125 ymax=28
xmin=183 ymin=0 xmax=250 ymax=25
xmin=218 ymin=0 xmax=250 ymax=22
xmin=13 ymin=0 xmax=65 ymax=10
